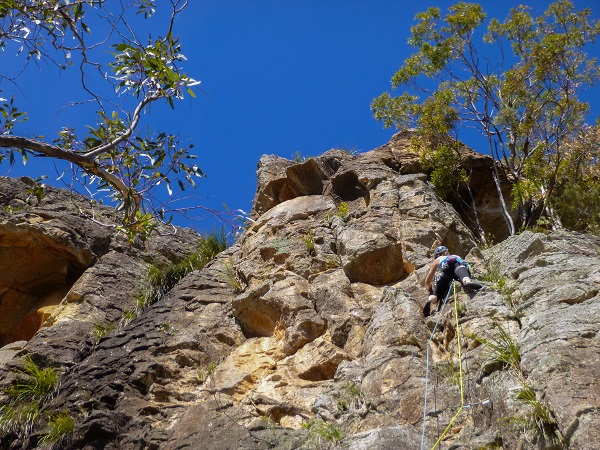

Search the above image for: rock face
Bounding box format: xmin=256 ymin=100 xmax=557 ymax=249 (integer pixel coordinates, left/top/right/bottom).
xmin=0 ymin=133 xmax=598 ymax=450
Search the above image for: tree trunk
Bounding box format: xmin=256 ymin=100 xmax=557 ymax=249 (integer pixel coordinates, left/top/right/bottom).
xmin=466 ymin=179 xmax=487 ymax=244
xmin=492 ymin=168 xmax=515 ymax=237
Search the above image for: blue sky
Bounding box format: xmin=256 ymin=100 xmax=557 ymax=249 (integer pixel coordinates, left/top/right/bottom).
xmin=2 ymin=1 xmax=599 ymax=234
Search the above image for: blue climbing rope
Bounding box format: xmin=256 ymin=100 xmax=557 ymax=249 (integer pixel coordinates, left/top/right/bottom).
xmin=420 ymin=282 xmax=457 ymax=450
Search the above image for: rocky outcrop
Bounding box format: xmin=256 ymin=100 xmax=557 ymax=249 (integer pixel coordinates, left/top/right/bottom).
xmin=252 ymin=131 xmax=517 ymax=244
xmin=0 ymin=177 xmax=198 ymax=353
xmin=481 ymin=231 xmax=600 ymax=449
xmin=0 ymin=133 xmax=597 ymax=450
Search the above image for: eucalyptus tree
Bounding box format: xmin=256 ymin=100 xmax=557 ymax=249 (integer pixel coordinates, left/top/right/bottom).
xmin=0 ymin=0 xmax=202 ymax=233
xmin=551 ymin=122 xmax=600 ymax=233
xmin=372 ymin=1 xmax=600 ymax=235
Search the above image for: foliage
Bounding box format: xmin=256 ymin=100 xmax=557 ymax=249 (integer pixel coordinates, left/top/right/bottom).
xmin=195 ymin=228 xmax=230 ymax=263
xmin=24 ymin=176 xmax=48 ymax=205
xmin=478 ymin=233 xmax=496 ymax=251
xmin=336 ymin=381 xmax=366 ymax=412
xmin=90 ymin=321 xmax=116 ymax=345
xmin=5 ymin=355 xmax=59 ymax=405
xmin=0 ymin=355 xmax=60 ymax=438
xmin=0 ymin=95 xmax=27 ymax=136
xmin=323 ymin=255 xmax=340 ymax=270
xmin=456 ymin=299 xmax=467 ymax=318
xmin=471 ymin=320 xmax=565 ymax=448
xmin=221 ymin=258 xmax=244 ymax=293
xmin=482 ymin=261 xmax=519 ymax=309
xmin=471 ymin=318 xmax=564 ymax=447
xmin=337 ymin=202 xmax=349 ymax=218
xmin=474 ymin=440 xmax=503 ymax=450
xmin=117 ymin=211 xmax=155 ymax=244
xmin=292 ymin=151 xmax=313 ymax=163
xmin=301 ymin=228 xmax=316 ymax=256
xmin=301 ymin=418 xmax=344 ymax=449
xmin=0 ymin=402 xmax=40 ymax=436
xmin=158 ymin=227 xmax=228 ymax=285
xmin=551 ymin=181 xmax=600 ymax=235
xmin=433 ymin=360 xmax=462 ymax=388
xmin=159 ymin=322 xmax=177 ymax=336
xmin=133 ymin=227 xmax=229 ymax=316
xmin=481 ymin=261 xmax=503 ymax=285
xmin=549 ymin=124 xmax=600 ymax=234
xmin=471 ymin=323 xmax=521 ymax=373
xmin=372 ymin=1 xmax=600 ymax=233
xmin=0 ymin=1 xmax=203 ymax=230
xmin=513 ymin=385 xmax=563 ymax=448
xmin=518 ymin=216 xmax=554 ymax=235
xmin=414 ymin=133 xmax=468 ymax=199
xmin=38 ymin=410 xmax=75 ymax=449
xmin=342 ymin=381 xmax=363 ymax=399
xmin=198 ymin=361 xmax=218 ymax=383
xmin=337 ymin=145 xmax=360 ymax=156
xmin=120 ymin=309 xmax=138 ymax=327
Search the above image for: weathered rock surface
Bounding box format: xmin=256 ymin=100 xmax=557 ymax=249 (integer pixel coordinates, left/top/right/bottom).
xmin=0 ymin=133 xmax=597 ymax=450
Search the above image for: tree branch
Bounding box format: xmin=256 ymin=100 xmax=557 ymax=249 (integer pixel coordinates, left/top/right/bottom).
xmin=83 ymin=93 xmax=161 ymax=159
xmin=0 ymin=135 xmax=138 ymax=220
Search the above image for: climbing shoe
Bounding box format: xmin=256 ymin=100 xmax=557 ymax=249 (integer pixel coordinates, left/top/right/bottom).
xmin=423 ymin=300 xmax=431 ymax=317
xmin=464 ymin=282 xmax=482 ymax=290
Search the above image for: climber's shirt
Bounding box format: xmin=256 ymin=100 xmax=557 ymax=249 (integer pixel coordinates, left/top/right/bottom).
xmin=439 ymin=255 xmax=464 ymax=272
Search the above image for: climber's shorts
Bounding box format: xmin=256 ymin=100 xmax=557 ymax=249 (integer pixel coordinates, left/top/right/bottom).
xmin=433 ymin=263 xmax=470 ymax=300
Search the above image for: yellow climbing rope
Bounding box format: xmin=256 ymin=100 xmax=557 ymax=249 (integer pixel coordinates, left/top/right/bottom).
xmin=429 ymin=282 xmax=464 ymax=450
xmin=420 ymin=282 xmax=469 ymax=450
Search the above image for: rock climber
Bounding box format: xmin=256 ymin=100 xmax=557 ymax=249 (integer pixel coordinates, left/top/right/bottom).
xmin=423 ymin=246 xmax=481 ymax=317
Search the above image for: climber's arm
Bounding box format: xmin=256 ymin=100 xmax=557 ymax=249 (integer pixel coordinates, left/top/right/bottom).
xmin=424 ymin=258 xmax=441 ymax=290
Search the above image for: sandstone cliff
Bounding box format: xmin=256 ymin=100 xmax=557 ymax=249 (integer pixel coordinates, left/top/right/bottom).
xmin=0 ymin=132 xmax=598 ymax=450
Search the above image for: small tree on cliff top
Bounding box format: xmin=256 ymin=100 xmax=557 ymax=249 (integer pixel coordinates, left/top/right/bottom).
xmin=372 ymin=1 xmax=600 ymax=235
xmin=0 ymin=1 xmax=203 ymax=232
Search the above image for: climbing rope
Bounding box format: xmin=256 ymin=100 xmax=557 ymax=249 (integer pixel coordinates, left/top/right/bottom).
xmin=429 ymin=282 xmax=465 ymax=450
xmin=420 ymin=282 xmax=457 ymax=450
xmin=420 ymin=281 xmax=491 ymax=450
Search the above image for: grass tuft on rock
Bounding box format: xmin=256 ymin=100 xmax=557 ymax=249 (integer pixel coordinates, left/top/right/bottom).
xmin=135 ymin=227 xmax=229 ymax=315
xmin=0 ymin=355 xmax=61 ymax=439
xmin=38 ymin=410 xmax=75 ymax=449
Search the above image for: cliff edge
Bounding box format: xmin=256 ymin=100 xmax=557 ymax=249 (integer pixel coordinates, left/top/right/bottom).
xmin=0 ymin=133 xmax=597 ymax=450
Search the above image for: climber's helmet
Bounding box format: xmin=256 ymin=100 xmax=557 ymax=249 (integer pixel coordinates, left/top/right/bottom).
xmin=434 ymin=246 xmax=449 ymax=258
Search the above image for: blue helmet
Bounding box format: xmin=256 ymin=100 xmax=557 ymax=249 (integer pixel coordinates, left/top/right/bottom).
xmin=434 ymin=246 xmax=448 ymax=258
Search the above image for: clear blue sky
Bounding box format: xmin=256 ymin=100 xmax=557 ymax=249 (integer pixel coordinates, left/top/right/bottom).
xmin=2 ymin=1 xmax=599 ymax=234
